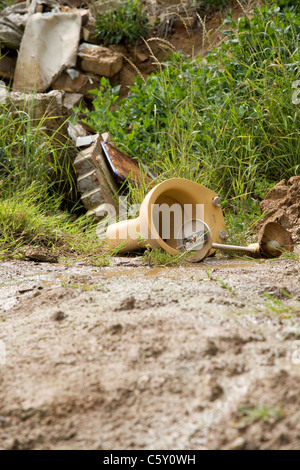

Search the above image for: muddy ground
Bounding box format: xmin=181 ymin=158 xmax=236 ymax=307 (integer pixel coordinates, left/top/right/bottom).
xmin=0 ymin=255 xmax=300 ymax=450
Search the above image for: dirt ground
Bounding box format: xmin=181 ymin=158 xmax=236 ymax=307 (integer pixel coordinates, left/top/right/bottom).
xmin=1 ymin=255 xmax=300 ymax=450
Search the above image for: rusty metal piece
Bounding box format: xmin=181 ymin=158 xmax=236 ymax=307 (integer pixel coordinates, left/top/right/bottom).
xmin=101 ymin=141 xmax=153 ymax=186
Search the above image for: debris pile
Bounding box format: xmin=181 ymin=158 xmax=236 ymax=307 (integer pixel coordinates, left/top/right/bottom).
xmin=260 ymin=176 xmax=300 ymax=244
xmin=0 ymin=1 xmax=124 ymax=98
xmin=0 ymin=0 xmax=129 ymax=136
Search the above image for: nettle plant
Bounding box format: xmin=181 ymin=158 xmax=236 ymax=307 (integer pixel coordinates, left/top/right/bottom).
xmin=94 ymin=0 xmax=148 ymax=45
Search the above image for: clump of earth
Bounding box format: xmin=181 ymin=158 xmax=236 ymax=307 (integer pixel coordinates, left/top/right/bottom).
xmin=260 ymin=176 xmax=300 ymax=244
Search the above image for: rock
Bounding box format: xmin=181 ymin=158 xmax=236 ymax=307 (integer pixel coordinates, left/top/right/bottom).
xmin=0 ymin=82 xmax=8 ymax=104
xmin=226 ymin=437 xmax=246 ymax=450
xmin=13 ymin=12 xmax=82 ymax=92
xmin=6 ymin=89 xmax=63 ymax=120
xmin=74 ymin=134 xmax=118 ymax=219
xmin=52 ymin=310 xmax=67 ymax=321
xmin=78 ymin=43 xmax=123 ymax=78
xmin=91 ymin=0 xmax=121 ymax=16
xmin=75 ymin=135 xmax=97 ymax=148
xmin=81 ymin=15 xmax=98 ymax=44
xmin=67 ymin=121 xmax=88 ymax=143
xmin=115 ymin=296 xmax=136 ymax=311
xmin=135 ymin=51 xmax=149 ymax=63
xmin=0 ymin=3 xmax=28 ymax=49
xmin=260 ymin=176 xmax=300 ymax=243
xmin=52 ymin=68 xmax=99 ymax=99
xmin=0 ymin=17 xmax=24 ymax=49
xmin=62 ymin=92 xmax=84 ymax=111
xmin=21 ymin=246 xmax=59 ymax=263
xmin=0 ymin=54 xmax=17 ymax=79
xmin=5 ymin=89 xmax=80 ymax=137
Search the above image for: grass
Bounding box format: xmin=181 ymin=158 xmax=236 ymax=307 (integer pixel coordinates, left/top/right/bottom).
xmin=0 ymin=100 xmax=110 ymax=261
xmin=205 ymin=268 xmax=236 ymax=295
xmin=143 ymin=244 xmax=194 ymax=267
xmin=94 ymin=0 xmax=148 ymax=45
xmin=0 ymin=184 xmax=106 ymax=259
xmin=264 ymin=292 xmax=300 ymax=317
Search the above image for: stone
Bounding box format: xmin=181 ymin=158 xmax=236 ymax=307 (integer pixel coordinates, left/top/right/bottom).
xmin=0 ymin=2 xmax=28 ymax=49
xmin=91 ymin=0 xmax=121 ymax=16
xmin=81 ymin=11 xmax=98 ymax=44
xmin=5 ymin=89 xmax=64 ymax=122
xmin=13 ymin=12 xmax=82 ymax=93
xmin=0 ymin=82 xmax=8 ymax=104
xmin=226 ymin=437 xmax=246 ymax=450
xmin=0 ymin=55 xmax=16 ymax=79
xmin=5 ymin=90 xmax=80 ymax=137
xmin=78 ymin=43 xmax=123 ymax=78
xmin=21 ymin=246 xmax=59 ymax=263
xmin=0 ymin=17 xmax=24 ymax=49
xmin=52 ymin=68 xmax=99 ymax=99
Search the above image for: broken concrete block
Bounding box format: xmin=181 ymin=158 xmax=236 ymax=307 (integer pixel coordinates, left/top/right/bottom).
xmin=0 ymin=82 xmax=8 ymax=104
xmin=62 ymin=92 xmax=84 ymax=111
xmin=5 ymin=89 xmax=64 ymax=121
xmin=78 ymin=43 xmax=123 ymax=78
xmin=76 ymin=135 xmax=98 ymax=148
xmin=0 ymin=55 xmax=17 ymax=79
xmin=13 ymin=12 xmax=82 ymax=93
xmin=74 ymin=134 xmax=118 ymax=219
xmin=5 ymin=89 xmax=78 ymax=139
xmin=52 ymin=68 xmax=99 ymax=99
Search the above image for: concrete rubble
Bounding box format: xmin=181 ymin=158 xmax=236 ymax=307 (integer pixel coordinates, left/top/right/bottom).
xmin=78 ymin=43 xmax=123 ymax=78
xmin=0 ymin=0 xmax=137 ymax=212
xmin=0 ymin=0 xmax=127 ymax=97
xmin=74 ymin=134 xmax=119 ymax=220
xmin=13 ymin=11 xmax=82 ymax=92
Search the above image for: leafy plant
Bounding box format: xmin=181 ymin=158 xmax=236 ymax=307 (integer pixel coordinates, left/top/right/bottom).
xmin=94 ymin=0 xmax=148 ymax=45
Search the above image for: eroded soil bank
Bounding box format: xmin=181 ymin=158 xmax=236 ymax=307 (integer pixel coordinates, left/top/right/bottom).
xmin=0 ymin=257 xmax=300 ymax=450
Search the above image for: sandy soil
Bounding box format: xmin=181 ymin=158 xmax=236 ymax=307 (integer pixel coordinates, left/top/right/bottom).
xmin=0 ymin=256 xmax=300 ymax=450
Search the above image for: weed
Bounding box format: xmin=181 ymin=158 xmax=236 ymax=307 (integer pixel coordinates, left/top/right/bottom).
xmin=205 ymin=268 xmax=236 ymax=295
xmin=143 ymin=245 xmax=193 ymax=267
xmin=239 ymin=404 xmax=286 ymax=423
xmin=94 ymin=0 xmax=148 ymax=45
xmin=264 ymin=292 xmax=300 ymax=317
